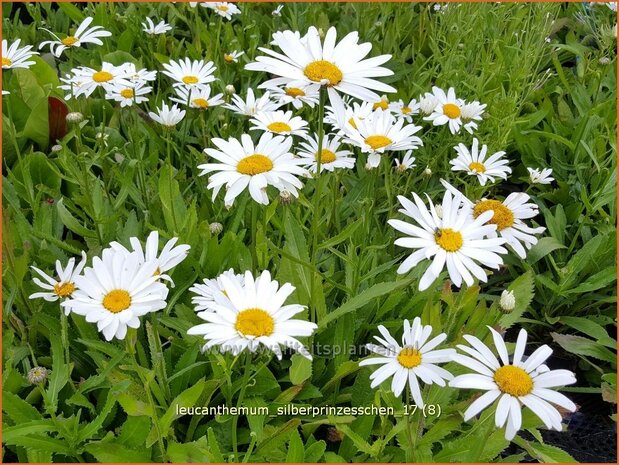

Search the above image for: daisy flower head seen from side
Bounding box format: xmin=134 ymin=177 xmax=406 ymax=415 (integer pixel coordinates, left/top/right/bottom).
xmin=389 ymin=98 xmax=420 ymax=123
xmin=418 ymin=91 xmax=440 ymax=116
xmin=105 ymin=81 xmax=152 ymax=108
xmin=29 ymin=252 xmax=88 ymax=312
xmin=325 ymin=100 xmax=375 ymax=135
xmin=450 ymin=138 xmax=511 ymax=186
xmin=449 ymin=326 xmax=577 ymax=441
xmin=266 ymin=84 xmax=320 ymax=110
xmin=170 ymin=84 xmax=224 ymax=110
xmin=142 ymin=18 xmax=172 ymax=35
xmin=296 ymin=133 xmax=355 ymax=174
xmin=148 ymin=102 xmax=186 ymax=128
xmin=198 ymin=132 xmax=307 ymax=207
xmin=528 ymin=167 xmax=554 ymax=185
xmin=2 ymin=39 xmax=38 ymax=69
xmin=189 ymin=269 xmax=244 ymax=314
xmin=161 ymin=58 xmax=217 ymax=89
xmin=39 ymin=17 xmax=112 ymax=57
xmin=423 ymin=86 xmax=465 ymax=134
xmin=388 ymin=189 xmax=508 ymax=291
xmin=62 ymin=248 xmax=169 ymax=341
xmin=395 ymin=149 xmax=416 ymax=172
xmin=204 ymin=2 xmax=241 ymax=20
xmin=224 ymin=50 xmax=244 ymax=63
xmin=187 ymin=270 xmax=317 ymax=359
xmin=342 ymin=109 xmax=423 ymax=168
xmin=246 ymin=26 xmax=396 ymax=104
xmin=249 ymin=110 xmax=309 ymax=138
xmin=460 ymin=100 xmax=486 ymax=134
xmin=126 ymin=63 xmax=158 ymax=83
xmin=359 ymin=318 xmax=455 ymax=407
xmin=223 ymin=88 xmax=282 ymax=116
xmin=108 ymin=230 xmax=190 ymax=285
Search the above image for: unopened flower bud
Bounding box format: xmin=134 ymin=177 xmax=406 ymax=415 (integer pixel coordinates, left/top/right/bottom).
xmin=423 ymin=166 xmax=432 ymax=176
xmin=51 ymin=144 xmax=63 ymax=153
xmin=225 ymin=84 xmax=236 ymax=95
xmin=279 ymin=189 xmax=294 ymax=205
xmin=66 ymin=112 xmax=84 ymax=123
xmin=27 ymin=366 xmax=49 ymax=384
xmin=499 ymin=290 xmax=516 ymax=313
xmin=209 ymin=222 xmax=223 ymax=234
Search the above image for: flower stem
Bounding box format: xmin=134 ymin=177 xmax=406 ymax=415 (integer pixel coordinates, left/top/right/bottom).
xmin=231 ymin=352 xmax=252 ymax=461
xmin=309 ymin=86 xmax=327 ymax=323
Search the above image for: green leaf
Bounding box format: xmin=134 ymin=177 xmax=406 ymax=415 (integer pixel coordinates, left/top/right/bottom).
xmin=56 ymin=198 xmax=97 ymax=238
xmin=560 ymin=316 xmax=616 ymax=347
xmin=206 ymin=427 xmax=225 ymax=462
xmin=45 ymin=330 xmax=70 ymax=414
xmin=289 ymin=354 xmax=313 ymax=385
xmin=526 ymin=237 xmax=566 ymax=264
xmin=2 ymin=420 xmax=56 ymax=442
xmin=514 ymin=436 xmax=576 ymax=463
xmin=318 ymin=279 xmax=413 ymax=332
xmin=158 ymin=378 xmax=206 ymax=434
xmin=3 ymin=434 xmax=73 ymax=455
xmin=285 ymin=430 xmax=305 ymax=462
xmin=2 ymin=391 xmax=42 ymax=422
xmin=551 ymin=332 xmax=617 ymax=365
xmin=78 ymin=389 xmax=120 ymax=442
xmin=167 ymin=437 xmax=211 ymax=462
xmin=84 ymin=439 xmax=152 ymax=462
xmin=57 ymin=2 xmax=85 ymax=22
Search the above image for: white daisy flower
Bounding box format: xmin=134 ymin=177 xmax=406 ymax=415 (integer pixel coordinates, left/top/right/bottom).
xmin=108 ymin=231 xmax=190 ymax=285
xmin=29 ymin=252 xmax=88 ymax=313
xmin=126 ymin=63 xmax=158 ymax=83
xmin=359 ymin=318 xmax=455 ymax=407
xmin=250 ymin=110 xmax=309 ymax=138
xmin=39 ymin=17 xmax=112 ymax=58
xmin=187 ymin=270 xmax=317 ymax=359
xmin=161 ymin=58 xmax=217 ymax=89
xmin=460 ymin=100 xmax=486 ymax=134
xmin=395 ymin=149 xmax=416 ymax=172
xmin=170 ymin=84 xmax=224 ymax=110
xmin=61 ymin=249 xmax=169 ymax=341
xmin=148 ymin=102 xmax=186 ymax=127
xmin=189 ymin=268 xmax=244 ymax=314
xmin=204 ymin=2 xmax=241 ymax=20
xmin=297 ymin=133 xmax=355 ymax=174
xmin=266 ymin=84 xmax=320 ymax=110
xmin=389 ymin=98 xmax=420 ymax=123
xmin=388 ymin=190 xmax=508 ymax=291
xmin=2 ymin=39 xmax=38 ymax=69
xmin=450 ymin=138 xmax=511 ymax=186
xmin=527 ymin=167 xmax=554 ymax=185
xmin=199 ymin=132 xmax=307 ymax=206
xmin=449 ymin=326 xmax=577 ymax=441
xmin=440 ymin=179 xmax=546 ymax=259
xmin=142 ymin=18 xmax=172 ymax=35
xmin=342 ymin=109 xmax=423 ymax=168
xmin=246 ymin=26 xmax=396 ymax=103
xmin=223 ymin=88 xmax=281 ymax=116
xmin=272 ymin=4 xmax=284 ymax=16
xmin=224 ymin=50 xmax=244 ymax=63
xmin=105 ymin=81 xmax=152 ymax=107
xmin=418 ymin=91 xmax=439 ymax=116
xmin=325 ymin=99 xmax=375 ymax=135
xmin=423 ymin=86 xmax=465 ymax=134
xmin=71 ymin=62 xmax=132 ymax=98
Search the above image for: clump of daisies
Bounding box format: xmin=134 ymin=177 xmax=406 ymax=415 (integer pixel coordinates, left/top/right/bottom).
xmin=187 ymin=270 xmax=317 ymax=359
xmin=29 ymin=232 xmax=189 ymax=341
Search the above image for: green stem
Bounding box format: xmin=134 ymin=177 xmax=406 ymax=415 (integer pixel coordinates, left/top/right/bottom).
xmin=60 ymin=311 xmax=70 ymax=366
xmin=166 ymin=132 xmax=179 ymax=233
xmin=309 ymin=87 xmax=327 ymax=323
xmin=232 ymin=352 xmax=253 ymax=461
xmin=250 ymin=201 xmax=259 ymax=273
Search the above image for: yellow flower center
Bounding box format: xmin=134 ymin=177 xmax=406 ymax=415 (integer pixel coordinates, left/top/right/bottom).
xmin=102 ymin=289 xmax=132 ymax=313
xmin=397 ymin=347 xmax=422 ymax=369
xmin=285 ymin=87 xmax=306 ymax=98
xmin=217 ymin=5 xmax=229 ymax=11
xmin=364 ymin=135 xmax=392 ymax=150
xmin=473 ymin=200 xmax=515 ymax=231
xmin=53 ymin=282 xmax=75 ymax=298
xmin=348 ymin=118 xmax=358 ymax=129
xmin=62 ymin=36 xmax=78 ymax=46
xmin=443 ymin=103 xmax=461 ymax=119
xmin=267 ymin=122 xmax=292 ymax=133
xmin=237 ymin=154 xmax=273 ymax=175
xmin=153 ymin=267 xmax=161 ymax=276
xmin=193 ymin=98 xmax=209 ymax=108
xmin=120 ymin=88 xmax=134 ymax=99
xmin=468 ymin=161 xmax=486 ymax=173
xmin=494 ymin=365 xmax=533 ymax=397
xmin=235 ymin=308 xmax=274 ymax=337
xmin=224 ymin=54 xmax=234 ymax=62
xmin=303 ymin=60 xmax=343 ymax=86
xmin=373 ymin=100 xmax=389 ymax=110
xmin=2 ymin=57 xmax=13 ymax=67
xmin=435 ymin=228 xmax=463 ymax=252
xmin=182 ymin=75 xmax=199 ymax=85
xmin=93 ymin=71 xmax=113 ymax=83
xmin=401 ymin=106 xmax=412 ymax=114
xmin=316 ymin=149 xmax=337 ymax=164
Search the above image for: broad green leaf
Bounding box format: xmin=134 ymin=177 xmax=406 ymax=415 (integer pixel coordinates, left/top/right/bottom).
xmin=289 ymin=354 xmax=313 ymax=385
